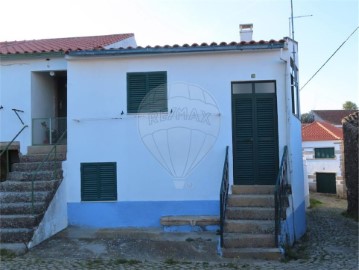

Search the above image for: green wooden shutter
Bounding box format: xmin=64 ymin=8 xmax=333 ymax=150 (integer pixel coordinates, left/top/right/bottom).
xmin=256 ymin=95 xmax=278 ymax=184
xmin=232 ymin=96 xmax=254 ymax=184
xmin=127 ymin=72 xmax=167 ymax=113
xmin=146 ymin=72 xmax=167 ymax=112
xmin=127 ymin=73 xmax=147 ymax=113
xmin=81 ymin=162 xmax=117 ymax=201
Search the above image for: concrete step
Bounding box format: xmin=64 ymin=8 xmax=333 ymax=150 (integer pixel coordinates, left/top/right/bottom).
xmin=0 ymin=180 xmax=60 ymax=192
xmin=223 ymin=233 xmax=275 ymax=248
xmin=12 ymin=161 xmax=62 ymax=172
xmin=0 ymin=214 xmax=41 ymax=228
xmin=19 ymin=153 xmax=66 ymax=163
xmin=226 ymin=207 xmax=275 ymax=220
xmin=224 ymin=220 xmax=275 ymax=234
xmin=0 ymin=191 xmax=51 ymax=203
xmin=0 ymin=228 xmax=34 ymax=243
xmin=7 ymin=170 xmax=63 ymax=181
xmin=27 ymin=145 xmax=67 ymax=155
xmin=232 ymin=185 xmax=275 ymax=195
xmin=222 ymin=247 xmax=282 ymax=260
xmin=0 ymin=202 xmax=46 ymax=215
xmin=160 ymin=215 xmax=219 ymax=232
xmin=228 ymin=194 xmax=274 ymax=207
xmin=160 ymin=215 xmax=219 ymax=226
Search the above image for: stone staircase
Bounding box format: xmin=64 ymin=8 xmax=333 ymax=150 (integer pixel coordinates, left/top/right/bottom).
xmin=0 ymin=146 xmax=66 ymax=252
xmin=222 ymin=185 xmax=281 ymax=260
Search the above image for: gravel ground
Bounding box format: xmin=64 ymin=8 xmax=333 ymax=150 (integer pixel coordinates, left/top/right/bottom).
xmin=1 ymin=192 xmax=358 ymax=269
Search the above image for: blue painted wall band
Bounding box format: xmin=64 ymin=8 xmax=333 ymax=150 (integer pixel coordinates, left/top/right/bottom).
xmin=68 ymin=200 xmax=219 ymax=228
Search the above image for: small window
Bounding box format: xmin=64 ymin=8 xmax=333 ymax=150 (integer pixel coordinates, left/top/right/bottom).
xmin=232 ymin=83 xmax=252 ymax=94
xmin=255 ymin=82 xmax=275 ymax=93
xmin=232 ymin=82 xmax=276 ymax=94
xmin=81 ymin=162 xmax=117 ymax=201
xmin=127 ymin=71 xmax=167 ymax=113
xmin=314 ymin=148 xmax=335 ymax=159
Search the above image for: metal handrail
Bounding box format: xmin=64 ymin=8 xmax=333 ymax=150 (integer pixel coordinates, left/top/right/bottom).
xmin=219 ymin=146 xmax=229 ymax=247
xmin=0 ymin=125 xmax=28 ymax=157
xmin=0 ymin=125 xmax=29 ymax=178
xmin=31 ymin=130 xmax=67 ymax=214
xmin=274 ymin=145 xmax=289 ymax=247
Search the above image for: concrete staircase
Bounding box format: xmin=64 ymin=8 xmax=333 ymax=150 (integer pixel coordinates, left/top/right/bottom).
xmin=0 ymin=146 xmax=66 ymax=252
xmin=222 ymin=185 xmax=281 ymax=260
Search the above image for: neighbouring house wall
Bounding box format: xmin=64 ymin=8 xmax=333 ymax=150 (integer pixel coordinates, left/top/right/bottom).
xmin=104 ymin=36 xmax=137 ymax=49
xmin=303 ymin=158 xmax=310 ymax=208
xmin=302 ymin=140 xmax=345 ymax=197
xmin=0 ymin=56 xmax=66 ymax=154
xmin=342 ymin=112 xmax=358 ymax=215
xmin=66 ymin=49 xmax=292 ymax=227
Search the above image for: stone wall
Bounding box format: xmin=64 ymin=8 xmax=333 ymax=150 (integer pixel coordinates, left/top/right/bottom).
xmin=342 ymin=111 xmax=358 ymax=215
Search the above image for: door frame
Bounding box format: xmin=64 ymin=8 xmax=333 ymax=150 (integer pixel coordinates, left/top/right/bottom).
xmin=231 ymin=80 xmax=279 ymax=185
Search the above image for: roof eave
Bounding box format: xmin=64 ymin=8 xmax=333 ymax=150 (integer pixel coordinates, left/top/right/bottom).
xmin=0 ymin=51 xmax=65 ymax=60
xmin=67 ymin=42 xmax=286 ymax=58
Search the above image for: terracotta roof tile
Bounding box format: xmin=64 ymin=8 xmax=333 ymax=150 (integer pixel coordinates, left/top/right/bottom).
xmin=0 ymin=33 xmax=134 ymax=55
xmin=302 ymin=121 xmax=343 ymax=141
xmin=95 ymin=39 xmax=285 ymax=52
xmin=312 ymin=110 xmax=357 ymax=126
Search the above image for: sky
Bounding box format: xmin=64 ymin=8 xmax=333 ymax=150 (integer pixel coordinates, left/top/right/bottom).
xmin=1 ymin=0 xmax=358 ymax=113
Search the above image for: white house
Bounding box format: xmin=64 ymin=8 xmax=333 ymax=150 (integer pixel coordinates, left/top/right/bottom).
xmin=302 ymin=121 xmax=345 ymax=197
xmin=0 ymin=26 xmax=306 ymax=257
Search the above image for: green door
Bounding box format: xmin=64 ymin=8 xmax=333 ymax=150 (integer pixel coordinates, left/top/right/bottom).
xmin=232 ymin=81 xmax=278 ymax=185
xmin=316 ymin=173 xmax=336 ymax=194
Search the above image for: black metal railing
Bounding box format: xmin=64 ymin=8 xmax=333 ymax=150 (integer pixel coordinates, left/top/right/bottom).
xmin=274 ymin=145 xmax=290 ymax=247
xmin=31 ymin=130 xmax=67 ymax=214
xmin=219 ymin=146 xmax=229 ymax=247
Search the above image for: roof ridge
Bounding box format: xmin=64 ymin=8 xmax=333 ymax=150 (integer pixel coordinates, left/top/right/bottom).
xmin=317 ymin=121 xmax=341 ymax=140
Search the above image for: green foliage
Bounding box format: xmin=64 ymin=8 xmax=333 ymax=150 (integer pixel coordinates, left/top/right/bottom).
xmin=0 ymin=249 xmax=16 ymax=260
xmin=309 ymin=198 xmax=323 ymax=208
xmin=301 ymin=112 xmax=314 ymax=123
xmin=342 ymin=101 xmax=358 ymax=110
xmin=164 ymin=258 xmax=179 ymax=265
xmin=112 ymin=258 xmax=141 ymax=265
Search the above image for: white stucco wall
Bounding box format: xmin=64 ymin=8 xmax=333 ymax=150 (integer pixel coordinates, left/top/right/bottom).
xmin=302 ymin=140 xmax=342 ymax=175
xmin=2 ymin=39 xmax=306 ymax=234
xmin=66 ymin=48 xmax=291 ymax=203
xmin=0 ymin=56 xmax=66 ymax=153
xmin=31 ymin=72 xmax=57 ymax=119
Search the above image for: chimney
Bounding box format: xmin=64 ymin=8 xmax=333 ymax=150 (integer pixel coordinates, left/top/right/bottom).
xmin=239 ymin=24 xmax=253 ymax=42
